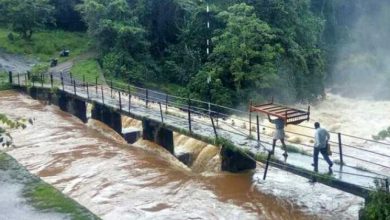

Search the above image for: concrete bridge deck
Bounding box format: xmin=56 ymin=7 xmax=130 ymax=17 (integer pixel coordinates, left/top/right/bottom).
xmin=8 ymin=72 xmax=390 ymax=198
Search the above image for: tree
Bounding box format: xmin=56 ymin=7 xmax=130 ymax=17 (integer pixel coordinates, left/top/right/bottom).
xmin=50 ymin=0 xmax=85 ymax=31
xmin=196 ymin=3 xmax=282 ymax=103
xmin=78 ymin=0 xmax=151 ymax=82
xmin=0 ymin=0 xmax=54 ymax=40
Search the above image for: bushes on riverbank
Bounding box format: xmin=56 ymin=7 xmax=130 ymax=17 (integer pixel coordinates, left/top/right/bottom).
xmin=361 ymin=179 xmax=390 ymax=220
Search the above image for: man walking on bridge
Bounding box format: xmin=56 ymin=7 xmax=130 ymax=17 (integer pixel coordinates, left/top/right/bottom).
xmin=313 ymin=122 xmax=333 ymax=173
xmin=268 ymin=115 xmax=288 ymax=158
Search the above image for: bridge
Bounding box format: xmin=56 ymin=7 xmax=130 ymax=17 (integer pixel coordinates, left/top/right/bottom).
xmin=6 ymin=71 xmax=390 ymax=199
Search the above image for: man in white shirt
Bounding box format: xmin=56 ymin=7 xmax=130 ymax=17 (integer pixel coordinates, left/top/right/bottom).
xmin=313 ymin=122 xmax=333 ymax=173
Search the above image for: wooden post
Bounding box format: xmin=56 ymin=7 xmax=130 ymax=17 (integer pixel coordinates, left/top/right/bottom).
xmin=159 ymin=102 xmax=164 ymax=123
xmin=83 ymin=75 xmax=85 ymax=87
xmin=210 ymin=115 xmax=218 ymax=139
xmin=101 ymin=85 xmax=104 ymax=104
xmin=145 ymin=89 xmax=149 ymax=108
xmin=50 ymin=73 xmax=53 ymax=89
xmin=338 ymin=133 xmax=344 ymax=166
xmin=188 ymin=98 xmax=192 ymax=133
xmin=118 ymin=91 xmax=122 ymax=111
xmin=17 ymin=73 xmax=20 ymax=85
xmin=24 ymin=74 xmax=27 ymax=86
xmin=27 ymin=71 xmax=31 ymax=81
xmin=263 ymin=151 xmax=272 ymax=180
xmin=256 ymin=114 xmax=260 ymax=144
xmin=86 ymin=82 xmax=89 ymax=100
xmin=40 ymin=73 xmax=43 ymax=88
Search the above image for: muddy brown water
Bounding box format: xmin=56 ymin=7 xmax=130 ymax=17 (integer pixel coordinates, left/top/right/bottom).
xmin=0 ymin=90 xmax=320 ymax=219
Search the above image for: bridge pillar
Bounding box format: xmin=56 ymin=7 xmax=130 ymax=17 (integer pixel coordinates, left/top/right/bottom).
xmin=220 ymin=145 xmax=256 ymax=172
xmin=142 ymin=118 xmax=174 ymax=154
xmin=91 ymin=102 xmax=122 ymax=134
xmin=58 ymin=91 xmax=87 ymax=123
xmin=122 ymin=128 xmax=141 ymax=144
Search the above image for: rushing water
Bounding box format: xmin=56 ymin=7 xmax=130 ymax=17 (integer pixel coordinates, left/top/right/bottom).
xmin=0 ymin=90 xmax=363 ymax=219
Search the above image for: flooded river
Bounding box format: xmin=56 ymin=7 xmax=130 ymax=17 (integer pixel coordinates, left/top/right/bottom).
xmin=0 ymin=90 xmax=363 ymax=219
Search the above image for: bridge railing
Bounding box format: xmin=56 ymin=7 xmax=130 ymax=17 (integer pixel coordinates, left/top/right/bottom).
xmin=9 ymin=72 xmax=390 ymax=188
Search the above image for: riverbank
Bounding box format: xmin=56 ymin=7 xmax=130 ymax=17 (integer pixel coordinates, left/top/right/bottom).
xmin=0 ymin=152 xmax=99 ymax=220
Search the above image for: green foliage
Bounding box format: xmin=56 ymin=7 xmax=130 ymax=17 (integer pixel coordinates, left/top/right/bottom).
xmin=24 ymin=182 xmax=100 ymax=220
xmin=361 ymin=179 xmax=390 ymax=220
xmin=0 ymin=0 xmax=55 ymax=39
xmin=79 ymin=0 xmax=151 ymax=83
xmin=0 ymin=113 xmax=26 ymax=129
xmin=372 ymin=127 xmax=390 ymax=141
xmin=0 ymin=27 xmax=90 ymax=61
xmin=197 ymin=3 xmax=282 ymax=104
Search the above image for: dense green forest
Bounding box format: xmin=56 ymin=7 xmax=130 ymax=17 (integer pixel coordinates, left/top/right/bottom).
xmin=0 ymin=0 xmax=388 ymax=105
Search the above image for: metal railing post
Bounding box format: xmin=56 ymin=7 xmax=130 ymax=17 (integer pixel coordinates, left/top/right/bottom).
xmin=50 ymin=73 xmax=53 ymax=89
xmin=159 ymin=102 xmax=164 ymax=123
xmin=83 ymin=75 xmax=85 ymax=87
xmin=145 ymin=89 xmax=149 ymax=107
xmin=61 ymin=73 xmax=64 ymax=91
xmin=110 ymin=80 xmax=113 ymax=97
xmin=86 ymin=82 xmax=90 ymax=100
xmin=188 ymin=98 xmax=192 ymax=133
xmin=95 ymin=76 xmax=98 ymax=96
xmin=338 ymin=133 xmax=344 ymax=166
xmin=24 ymin=74 xmax=27 ymax=86
xmin=118 ymin=91 xmax=122 ymax=111
xmin=256 ymin=114 xmax=260 ymax=145
xmin=263 ymin=151 xmax=272 ymax=180
xmin=101 ymin=85 xmax=104 ymax=104
xmin=8 ymin=71 xmax=12 ymax=84
xmin=249 ymin=101 xmax=252 ymax=137
xmin=128 ymin=84 xmax=131 ymax=112
xmin=40 ymin=73 xmax=43 ymax=88
xmin=210 ymin=115 xmax=218 ymax=139
xmin=73 ymin=79 xmax=76 ymax=95
xmin=165 ymin=94 xmax=168 ymax=112
xmin=17 ymin=73 xmax=20 ymax=85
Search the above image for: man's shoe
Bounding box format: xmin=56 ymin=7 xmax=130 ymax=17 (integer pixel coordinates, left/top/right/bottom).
xmin=283 ymin=152 xmax=288 ymax=158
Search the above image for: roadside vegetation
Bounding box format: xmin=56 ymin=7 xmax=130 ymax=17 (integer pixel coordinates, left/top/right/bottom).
xmin=0 ymin=28 xmax=91 ymax=62
xmin=70 ymin=59 xmax=102 ymax=83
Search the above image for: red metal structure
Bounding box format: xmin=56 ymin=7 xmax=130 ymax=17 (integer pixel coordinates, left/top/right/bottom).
xmin=250 ymin=98 xmax=310 ymax=125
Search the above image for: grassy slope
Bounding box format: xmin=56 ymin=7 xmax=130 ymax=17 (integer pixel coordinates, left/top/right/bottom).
xmin=71 ymin=59 xmax=102 ymax=83
xmin=0 ymin=152 xmax=100 ymax=220
xmin=0 ymin=27 xmax=91 ymax=62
